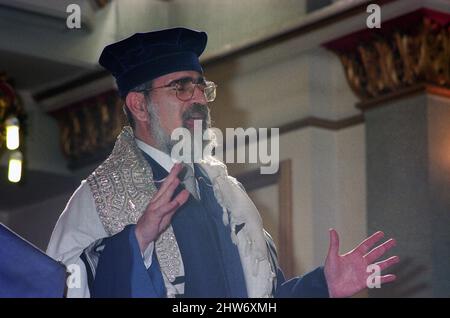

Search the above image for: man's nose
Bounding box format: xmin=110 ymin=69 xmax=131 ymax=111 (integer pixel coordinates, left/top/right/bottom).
xmin=191 ymin=84 xmax=208 ymax=104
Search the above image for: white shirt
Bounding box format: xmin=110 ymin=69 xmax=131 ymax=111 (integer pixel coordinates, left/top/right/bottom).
xmin=135 ymin=139 xmax=176 ymax=173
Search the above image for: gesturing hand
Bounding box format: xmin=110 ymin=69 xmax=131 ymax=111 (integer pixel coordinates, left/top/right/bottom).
xmin=135 ymin=163 xmax=190 ymax=253
xmin=324 ymin=229 xmax=399 ymax=298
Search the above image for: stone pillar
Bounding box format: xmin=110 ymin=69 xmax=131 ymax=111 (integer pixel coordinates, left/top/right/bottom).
xmin=364 ymin=88 xmax=450 ymax=297
xmin=326 ymin=9 xmax=450 ymax=297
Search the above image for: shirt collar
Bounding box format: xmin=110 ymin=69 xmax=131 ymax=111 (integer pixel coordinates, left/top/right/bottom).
xmin=135 ymin=138 xmax=175 ymax=173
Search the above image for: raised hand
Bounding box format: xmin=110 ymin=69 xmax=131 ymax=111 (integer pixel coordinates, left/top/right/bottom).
xmin=135 ymin=163 xmax=190 ymax=253
xmin=324 ymin=229 xmax=399 ymax=298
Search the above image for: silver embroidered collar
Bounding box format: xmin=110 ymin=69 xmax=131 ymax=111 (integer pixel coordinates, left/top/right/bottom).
xmin=87 ymin=126 xmax=158 ymax=236
xmin=87 ymin=126 xmax=184 ymax=293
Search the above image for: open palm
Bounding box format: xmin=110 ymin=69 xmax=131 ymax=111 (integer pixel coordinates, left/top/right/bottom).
xmin=324 ymin=229 xmax=399 ymax=298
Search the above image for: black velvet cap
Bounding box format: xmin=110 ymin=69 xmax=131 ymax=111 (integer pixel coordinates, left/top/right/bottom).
xmin=99 ymin=27 xmax=207 ymax=97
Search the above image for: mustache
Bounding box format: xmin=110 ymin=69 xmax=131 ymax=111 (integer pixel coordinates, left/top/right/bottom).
xmin=182 ymin=103 xmax=210 ymax=123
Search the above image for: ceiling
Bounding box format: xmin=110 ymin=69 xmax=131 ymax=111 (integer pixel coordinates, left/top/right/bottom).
xmin=0 ymin=48 xmax=89 ymax=91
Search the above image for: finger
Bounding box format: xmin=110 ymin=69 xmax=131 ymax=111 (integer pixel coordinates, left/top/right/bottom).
xmin=375 ymin=255 xmax=400 ymax=271
xmin=173 ymin=189 xmax=190 ymax=207
xmin=155 ymin=199 xmax=181 ymax=217
xmin=327 ymin=228 xmax=340 ymax=257
xmin=156 ymin=204 xmax=180 ymax=233
xmin=380 ymin=274 xmax=396 ymax=284
xmin=356 ymin=231 xmax=384 ymax=254
xmin=155 ymin=189 xmax=190 ymax=217
xmin=364 ymin=238 xmax=396 ymax=263
xmin=159 ymin=210 xmax=176 ymax=231
xmin=151 ymin=163 xmax=184 ymax=202
xmin=159 ymin=191 xmax=189 ymax=225
xmin=152 ymin=178 xmax=181 ymax=210
xmin=151 ymin=163 xmax=183 ymax=202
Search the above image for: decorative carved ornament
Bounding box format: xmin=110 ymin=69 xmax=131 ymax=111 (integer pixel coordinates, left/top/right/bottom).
xmin=49 ymin=90 xmax=126 ymax=169
xmin=325 ymin=9 xmax=450 ymax=102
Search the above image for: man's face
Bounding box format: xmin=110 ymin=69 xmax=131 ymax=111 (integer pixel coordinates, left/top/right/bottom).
xmin=146 ymin=70 xmax=212 ymax=153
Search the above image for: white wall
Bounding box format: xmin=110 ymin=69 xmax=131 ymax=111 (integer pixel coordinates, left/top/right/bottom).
xmin=284 ymin=126 xmax=366 ymax=273
xmin=248 ymin=184 xmax=279 ymax=245
xmin=310 ymin=125 xmax=367 ymax=267
xmin=206 ymin=46 xmax=359 ymax=132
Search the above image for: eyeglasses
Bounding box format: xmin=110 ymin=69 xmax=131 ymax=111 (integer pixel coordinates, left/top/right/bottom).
xmin=138 ymin=77 xmax=217 ymax=102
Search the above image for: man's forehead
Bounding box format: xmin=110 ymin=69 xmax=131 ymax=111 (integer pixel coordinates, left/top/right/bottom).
xmin=153 ymin=71 xmax=203 ymax=84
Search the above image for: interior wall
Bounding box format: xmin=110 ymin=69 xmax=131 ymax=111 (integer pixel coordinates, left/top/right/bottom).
xmin=0 ymin=212 xmax=8 ymax=225
xmin=0 ymin=0 xmax=309 ymax=74
xmin=205 ymin=46 xmax=359 ymax=133
xmin=310 ymin=125 xmax=367 ymax=267
xmin=6 ymin=192 xmax=73 ymax=251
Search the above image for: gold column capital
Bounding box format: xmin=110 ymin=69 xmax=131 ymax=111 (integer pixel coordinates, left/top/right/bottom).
xmin=325 ymin=9 xmax=450 ymax=103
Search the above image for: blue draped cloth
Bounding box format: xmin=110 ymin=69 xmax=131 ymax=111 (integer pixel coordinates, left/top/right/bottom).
xmin=0 ymin=223 xmax=66 ymax=298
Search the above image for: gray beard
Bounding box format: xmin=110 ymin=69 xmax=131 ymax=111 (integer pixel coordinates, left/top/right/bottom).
xmin=146 ymin=101 xmax=176 ymax=155
xmin=146 ymin=100 xmax=212 ymax=159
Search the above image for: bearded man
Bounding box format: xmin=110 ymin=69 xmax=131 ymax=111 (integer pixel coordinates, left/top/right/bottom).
xmin=47 ymin=27 xmax=398 ymax=298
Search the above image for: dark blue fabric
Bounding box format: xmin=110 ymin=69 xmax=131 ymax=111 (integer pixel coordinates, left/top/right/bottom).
xmin=91 ymin=224 xmax=166 ymax=298
xmin=275 ymin=266 xmax=330 ymax=298
xmin=194 ymin=165 xmax=248 ymax=297
xmin=141 ymin=153 xmax=247 ymax=297
xmin=99 ymin=27 xmax=207 ymax=97
xmin=0 ymin=223 xmax=66 ymax=298
xmin=148 ymin=250 xmax=166 ymax=297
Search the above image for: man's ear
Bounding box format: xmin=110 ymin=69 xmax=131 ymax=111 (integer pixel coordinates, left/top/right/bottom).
xmin=125 ymin=92 xmax=148 ymax=122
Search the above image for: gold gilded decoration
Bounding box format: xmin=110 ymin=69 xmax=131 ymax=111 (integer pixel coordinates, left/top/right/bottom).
xmin=50 ymin=90 xmax=126 ymax=169
xmin=333 ymin=15 xmax=449 ymax=101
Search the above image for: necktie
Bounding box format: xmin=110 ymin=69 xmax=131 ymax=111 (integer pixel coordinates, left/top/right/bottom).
xmin=181 ymin=164 xmax=199 ymax=200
